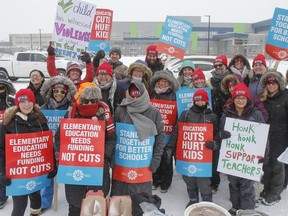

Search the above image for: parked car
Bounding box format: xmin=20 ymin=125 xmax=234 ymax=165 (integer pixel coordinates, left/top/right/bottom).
xmin=0 ymin=51 xmax=76 ymax=81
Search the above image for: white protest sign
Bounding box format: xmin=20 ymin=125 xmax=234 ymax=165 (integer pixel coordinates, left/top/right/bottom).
xmin=52 ymin=0 xmax=96 ymax=59
xmin=217 ymin=117 xmax=269 ymax=181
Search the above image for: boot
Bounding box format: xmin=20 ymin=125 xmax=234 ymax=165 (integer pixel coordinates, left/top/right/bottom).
xmin=186 ymin=189 xmax=199 ymax=208
xmin=201 ymin=193 xmax=212 ymax=202
xmin=30 ymin=208 xmax=41 ymax=216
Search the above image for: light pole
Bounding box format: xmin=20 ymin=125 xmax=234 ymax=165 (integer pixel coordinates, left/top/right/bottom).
xmin=204 ymin=15 xmax=210 ymax=56
xmin=38 ymin=29 xmax=43 ymax=51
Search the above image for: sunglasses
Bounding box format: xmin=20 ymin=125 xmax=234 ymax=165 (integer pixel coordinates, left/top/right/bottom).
xmin=82 ymin=99 xmax=97 ymax=104
xmin=214 ymin=64 xmax=223 ymax=68
xmin=53 ymin=89 xmax=67 ymax=95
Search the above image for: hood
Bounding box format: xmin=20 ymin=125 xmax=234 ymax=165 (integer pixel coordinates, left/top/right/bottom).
xmin=179 ymin=60 xmax=195 ymax=76
xmin=150 ymin=70 xmax=180 ymax=91
xmin=40 ymin=75 xmax=77 ymax=102
xmin=127 ymin=62 xmax=152 ymax=82
xmin=260 ymin=69 xmax=286 ymax=91
xmin=228 ymin=54 xmax=251 ymax=70
xmin=220 ymin=74 xmax=240 ymax=94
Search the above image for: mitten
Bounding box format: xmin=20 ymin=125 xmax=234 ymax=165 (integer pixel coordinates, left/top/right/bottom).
xmin=47 ymin=169 xmax=57 ymax=179
xmin=47 ymin=42 xmax=55 ymax=56
xmin=163 ymin=147 xmax=173 ymax=165
xmin=93 ymin=50 xmax=105 ymax=68
xmin=258 ymin=157 xmax=268 ymax=164
xmin=205 ymin=141 xmax=215 ymax=150
xmin=0 ymin=175 xmax=11 ymax=186
xmin=80 ymin=52 xmax=91 ymax=64
xmin=215 ymin=130 xmax=231 ymax=140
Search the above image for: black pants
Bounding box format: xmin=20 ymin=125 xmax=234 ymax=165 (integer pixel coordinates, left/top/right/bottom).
xmin=152 ymin=154 xmax=173 ymax=189
xmin=11 ymin=191 xmax=41 ymax=216
xmin=228 ymin=175 xmax=255 ymax=210
xmin=210 ymin=149 xmax=220 ymax=189
xmin=262 ymin=158 xmax=285 ymax=196
xmin=0 ymin=184 xmax=7 ymax=202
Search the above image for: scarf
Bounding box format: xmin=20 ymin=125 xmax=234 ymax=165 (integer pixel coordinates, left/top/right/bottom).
xmin=97 ymin=79 xmax=113 ymax=90
xmin=132 ymin=76 xmax=143 ymax=82
xmin=47 ymin=97 xmax=69 ymax=110
xmin=70 ymin=103 xmax=99 ymax=118
xmin=183 ymin=76 xmax=192 ymax=86
xmin=230 ymin=66 xmax=250 ymax=79
xmin=120 ymin=88 xmax=157 ymax=141
xmin=211 ymin=70 xmax=230 ymax=81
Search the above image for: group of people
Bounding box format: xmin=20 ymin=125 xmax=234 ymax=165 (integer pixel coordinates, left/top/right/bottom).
xmin=0 ymin=43 xmax=287 ymax=216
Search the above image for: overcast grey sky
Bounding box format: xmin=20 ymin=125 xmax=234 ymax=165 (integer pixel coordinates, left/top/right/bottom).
xmin=0 ymin=0 xmax=287 ymax=41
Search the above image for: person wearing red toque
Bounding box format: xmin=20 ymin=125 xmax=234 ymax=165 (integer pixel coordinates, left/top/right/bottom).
xmin=219 ymin=83 xmax=266 ymax=215
xmin=0 ymin=89 xmax=57 ymax=216
xmin=93 ymin=62 xmax=125 ymax=115
xmin=259 ymin=70 xmax=288 ymax=206
xmin=207 ymin=54 xmax=232 ymax=193
xmin=164 ymin=89 xmax=218 ymax=208
xmin=111 ymin=81 xmax=165 ymax=196
xmin=145 ymin=45 xmax=164 ymax=74
xmin=192 ymin=68 xmax=209 ymax=88
xmin=248 ymin=54 xmax=268 ymax=97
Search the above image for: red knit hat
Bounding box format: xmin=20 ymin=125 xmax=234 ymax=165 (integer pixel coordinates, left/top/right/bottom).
xmin=15 ymin=88 xmax=35 ymax=106
xmin=193 ymin=89 xmax=209 ymax=103
xmin=129 ymin=83 xmax=142 ymax=98
xmin=232 ymin=83 xmax=250 ymax=100
xmin=146 ymin=45 xmax=158 ymax=56
xmin=214 ymin=55 xmax=228 ymax=66
xmin=95 ymin=62 xmax=113 ymax=77
xmin=252 ymin=54 xmax=267 ymax=67
xmin=192 ymin=68 xmax=206 ymax=81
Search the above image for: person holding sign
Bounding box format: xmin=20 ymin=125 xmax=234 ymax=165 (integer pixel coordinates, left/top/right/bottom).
xmin=111 ymin=81 xmax=164 ymax=196
xmin=150 ymin=69 xmax=179 ymax=193
xmin=220 ymin=83 xmax=266 ymax=215
xmin=177 ymin=60 xmax=196 ymax=88
xmin=55 ymin=84 xmax=116 ymax=216
xmin=0 ymin=89 xmax=56 ymax=216
xmin=0 ymin=71 xmax=16 ymax=209
xmin=40 ymin=75 xmax=77 ymax=212
xmin=259 ymin=70 xmax=288 ymax=206
xmin=47 ymin=43 xmax=94 ymax=89
xmin=165 ymin=89 xmax=218 ymax=208
xmin=145 ymin=45 xmax=164 ymax=75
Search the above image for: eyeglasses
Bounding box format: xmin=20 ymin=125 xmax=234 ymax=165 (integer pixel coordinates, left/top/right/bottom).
xmin=53 ymin=89 xmax=67 ymax=95
xmin=82 ymin=99 xmax=97 ymax=104
xmin=234 ymin=97 xmax=247 ymax=101
xmin=267 ymin=82 xmax=277 ymax=86
xmin=214 ymin=64 xmax=223 ymax=68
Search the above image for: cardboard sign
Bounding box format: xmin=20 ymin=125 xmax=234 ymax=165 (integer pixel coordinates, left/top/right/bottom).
xmin=265 ymin=7 xmax=288 ymax=60
xmin=5 ymin=131 xmax=53 ymax=195
xmin=113 ymin=123 xmax=154 ymax=183
xmin=88 ymin=8 xmax=113 ymax=52
xmin=52 ymin=0 xmax=96 ymax=59
xmin=175 ymin=123 xmax=213 ymax=177
xmin=176 ymin=87 xmax=212 ymax=117
xmin=150 ymin=99 xmax=177 ymax=144
xmin=157 ymin=16 xmax=193 ymax=59
xmin=217 ymin=118 xmax=269 ymax=181
xmin=57 ymin=118 xmax=105 ymax=186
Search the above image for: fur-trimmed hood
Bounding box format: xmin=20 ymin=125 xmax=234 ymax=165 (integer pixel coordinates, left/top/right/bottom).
xmin=150 ymin=70 xmax=180 ymax=91
xmin=260 ymin=69 xmax=286 ymax=91
xmin=126 ymin=62 xmax=152 ymax=82
xmin=221 ymin=74 xmax=240 ymax=94
xmin=228 ymin=54 xmax=251 ymax=70
xmin=0 ymin=79 xmax=16 ymax=96
xmin=40 ymin=76 xmax=77 ymax=102
xmin=3 ymin=104 xmax=43 ymax=125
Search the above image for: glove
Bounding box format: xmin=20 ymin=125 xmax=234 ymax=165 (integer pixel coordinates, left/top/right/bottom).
xmin=80 ymin=52 xmax=91 ymax=64
xmin=47 ymin=42 xmax=55 ymax=56
xmin=0 ymin=175 xmax=11 ymax=186
xmin=47 ymin=169 xmax=57 ymax=179
xmin=163 ymin=147 xmax=173 ymax=165
xmin=93 ymin=50 xmax=105 ymax=68
xmin=205 ymin=141 xmax=215 ymax=150
xmin=150 ymin=158 xmax=160 ymax=173
xmin=258 ymin=157 xmax=268 ymax=164
xmin=216 ymin=130 xmax=231 ymax=140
